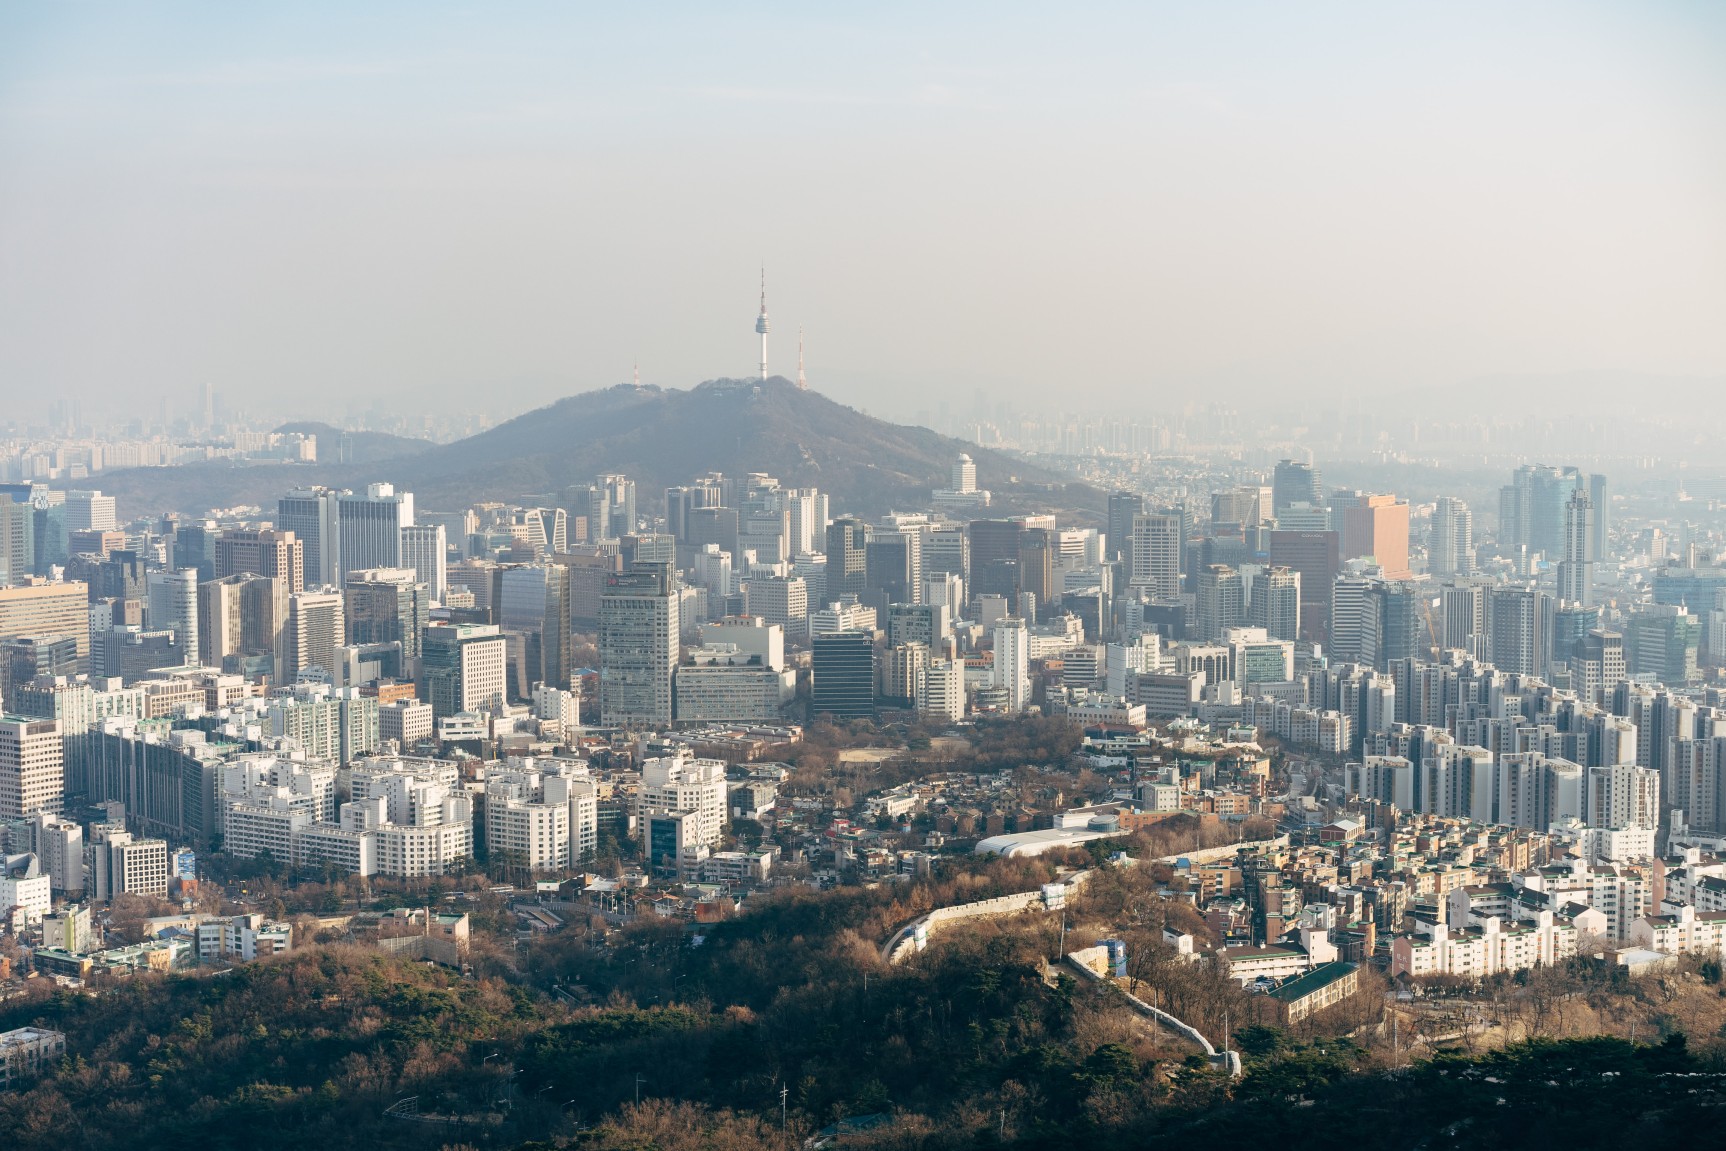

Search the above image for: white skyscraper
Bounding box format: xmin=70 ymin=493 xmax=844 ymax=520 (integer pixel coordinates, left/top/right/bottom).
xmin=64 ymin=490 xmax=117 ymax=534
xmin=993 ymin=616 xmax=1030 ymax=714
xmin=400 ymin=523 xmax=448 ymax=601
xmin=1429 ymin=497 xmax=1475 ymax=578
xmin=339 ymin=484 xmax=414 ymax=578
xmin=1556 ymin=489 xmax=1594 ymax=607
xmin=952 ymin=454 xmax=977 ymax=495
xmin=278 ymin=487 xmax=344 ymax=588
xmin=146 ymin=569 xmax=199 ymax=663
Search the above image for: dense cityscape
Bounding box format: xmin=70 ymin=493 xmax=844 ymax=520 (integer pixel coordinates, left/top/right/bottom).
xmin=2 ymin=336 xmax=1726 ymax=1145
xmin=5 ymin=4 xmax=1725 ymax=1149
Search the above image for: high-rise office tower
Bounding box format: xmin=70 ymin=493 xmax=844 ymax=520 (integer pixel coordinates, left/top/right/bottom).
xmin=1377 ymin=580 xmax=1423 ymax=669
xmin=923 ymin=525 xmax=968 ymax=586
xmin=1129 ymin=512 xmax=1183 ymax=599
xmin=1499 ymin=464 xmax=1582 ymax=559
xmin=0 ymin=486 xmax=33 ymax=589
xmin=1588 ymin=473 xmax=1609 ymax=566
xmin=1440 ymin=583 xmax=1486 ymax=656
xmin=588 ymin=475 xmax=637 ymax=541
xmin=0 ymin=716 xmax=63 ymax=819
xmin=64 ymin=490 xmax=117 ymax=534
xmin=286 ymin=590 xmax=345 ymax=680
xmin=864 ymin=525 xmax=924 ymax=609
xmin=0 ymin=586 xmax=89 ymax=676
xmin=1018 ymin=528 xmax=1057 ymax=613
xmin=1428 ymin=497 xmax=1475 ymax=577
xmin=1249 ymin=566 xmax=1301 ymax=642
xmin=146 ymin=569 xmax=199 ymax=663
xmin=1106 ymin=491 xmax=1144 ymax=566
xmin=512 ymin=507 xmax=567 ymax=556
xmin=1332 ymin=491 xmax=1411 ymax=579
xmin=420 ymin=622 xmax=508 ymax=719
xmin=684 ymin=506 xmax=740 ymax=560
xmin=1488 ymin=585 xmax=1548 ymax=677
xmin=1195 ymin=565 xmax=1244 ymax=641
xmin=825 ymin=518 xmax=868 ymax=603
xmin=744 ymin=574 xmax=809 ymax=640
xmin=992 ymin=617 xmax=1031 ymax=713
xmin=338 ymin=483 xmax=413 ymax=578
xmin=493 ymin=563 xmax=573 ymax=695
xmin=215 ymin=527 xmax=305 ymax=595
xmin=278 ymin=487 xmax=343 ymax=588
xmin=170 ymin=518 xmax=219 ymax=583
xmin=811 ymin=630 xmax=876 ymax=718
xmin=1550 ymin=602 xmax=1601 ymax=678
xmin=1626 ymin=605 xmax=1701 ymax=686
xmin=199 ymin=574 xmax=286 ymax=678
xmin=598 ymin=561 xmax=678 ymax=727
xmin=1556 ymin=489 xmax=1595 ymax=607
xmin=1272 ymin=460 xmax=1323 ymax=516
xmin=1329 ymin=576 xmax=1380 ymax=666
xmin=345 ymin=568 xmax=432 ymax=661
xmin=1570 ymin=629 xmax=1627 ymax=706
xmin=399 ymin=523 xmax=448 ymax=601
xmin=968 ymin=519 xmax=1026 ymax=600
xmin=1268 ymin=530 xmax=1340 ymax=644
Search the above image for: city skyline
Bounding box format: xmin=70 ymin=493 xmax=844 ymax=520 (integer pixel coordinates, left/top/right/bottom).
xmin=3 ymin=2 xmax=1724 ymax=422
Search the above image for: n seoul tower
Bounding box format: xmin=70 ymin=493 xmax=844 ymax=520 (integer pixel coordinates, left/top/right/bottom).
xmin=755 ymin=267 xmax=771 ymax=381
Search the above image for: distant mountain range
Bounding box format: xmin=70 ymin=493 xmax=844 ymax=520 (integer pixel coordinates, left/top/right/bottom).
xmin=82 ymin=377 xmax=1100 ymax=521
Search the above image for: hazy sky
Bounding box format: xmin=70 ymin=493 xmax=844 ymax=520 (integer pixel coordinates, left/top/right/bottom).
xmin=3 ymin=2 xmax=1723 ymax=426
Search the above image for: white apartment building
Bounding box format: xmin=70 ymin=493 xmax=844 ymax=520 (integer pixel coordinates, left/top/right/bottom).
xmin=639 ymin=754 xmax=727 ymax=851
xmin=1629 ymin=905 xmax=1726 ymax=955
xmin=484 ymin=758 xmax=599 ymax=870
xmin=1391 ymin=910 xmax=1577 ymax=979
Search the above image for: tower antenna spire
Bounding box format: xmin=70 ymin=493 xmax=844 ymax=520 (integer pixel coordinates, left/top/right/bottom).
xmin=633 ymin=360 xmax=640 ymax=388
xmin=797 ymin=326 xmax=807 ymax=391
xmin=754 ymin=265 xmax=770 ymax=381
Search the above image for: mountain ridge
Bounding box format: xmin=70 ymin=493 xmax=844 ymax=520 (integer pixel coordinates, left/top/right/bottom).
xmin=74 ymin=377 xmax=1100 ymax=521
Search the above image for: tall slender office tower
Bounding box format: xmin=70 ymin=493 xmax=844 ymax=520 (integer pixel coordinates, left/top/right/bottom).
xmin=1106 ymin=491 xmax=1144 ymax=566
xmin=146 ymin=569 xmax=199 ymax=663
xmin=1588 ymin=473 xmax=1609 ymax=566
xmin=400 ymin=523 xmax=448 ymax=601
xmin=1195 ymin=565 xmax=1244 ymax=640
xmin=825 ymin=518 xmax=869 ymax=602
xmin=1272 ymin=460 xmax=1323 ymax=516
xmin=993 ymin=617 xmax=1030 ymax=713
xmin=278 ymin=487 xmax=343 ymax=588
xmin=1249 ymin=566 xmax=1301 ymax=642
xmin=1556 ymin=489 xmax=1595 ymax=607
xmin=755 ymin=269 xmax=771 ymax=381
xmin=1428 ymin=497 xmax=1475 ymax=577
xmin=598 ymin=561 xmax=679 ymax=728
xmin=338 ymin=483 xmax=414 ymax=578
xmin=1129 ymin=512 xmax=1183 ymax=599
xmin=286 ymin=590 xmax=345 ymax=680
xmin=1488 ymin=585 xmax=1548 ymax=677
